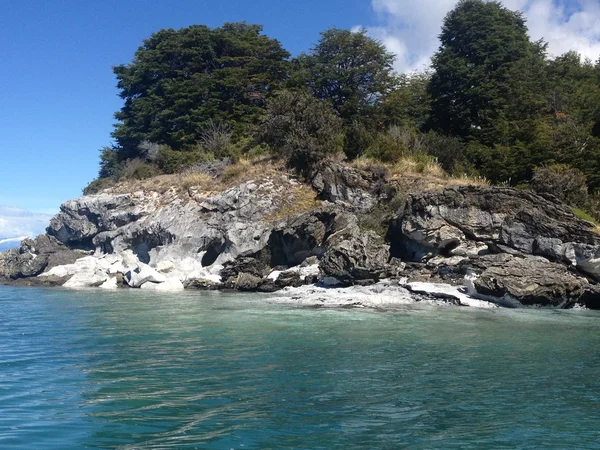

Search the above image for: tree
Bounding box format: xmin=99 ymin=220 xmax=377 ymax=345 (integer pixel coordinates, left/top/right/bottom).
xmin=259 ymin=90 xmax=343 ymax=174
xmin=112 ymin=23 xmax=290 ymax=159
xmin=427 ymin=0 xmax=547 ymax=146
xmin=298 ymin=28 xmax=396 ymax=123
xmin=379 ymin=71 xmax=431 ymax=129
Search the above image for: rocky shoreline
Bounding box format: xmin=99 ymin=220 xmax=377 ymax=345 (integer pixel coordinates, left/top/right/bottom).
xmin=2 ymin=162 xmax=599 ymax=309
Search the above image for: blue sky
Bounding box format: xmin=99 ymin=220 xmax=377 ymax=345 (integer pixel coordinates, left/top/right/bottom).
xmin=0 ymin=0 xmax=598 ymax=240
xmin=0 ymin=0 xmax=374 ymax=217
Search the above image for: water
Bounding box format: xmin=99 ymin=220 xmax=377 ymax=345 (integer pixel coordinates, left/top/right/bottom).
xmin=1 ymin=286 xmax=600 ymax=449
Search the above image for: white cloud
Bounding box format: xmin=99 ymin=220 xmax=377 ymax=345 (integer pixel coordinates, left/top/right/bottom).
xmin=360 ymin=0 xmax=600 ymax=73
xmin=0 ymin=206 xmax=52 ymax=240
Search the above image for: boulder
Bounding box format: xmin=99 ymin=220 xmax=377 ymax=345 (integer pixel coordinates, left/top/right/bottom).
xmin=268 ymin=206 xmax=358 ymax=267
xmin=320 ymin=231 xmax=391 ymax=284
xmin=126 ymin=265 xmax=167 ymax=288
xmin=234 ymin=272 xmax=263 ymax=291
xmin=469 ymin=254 xmax=587 ymax=308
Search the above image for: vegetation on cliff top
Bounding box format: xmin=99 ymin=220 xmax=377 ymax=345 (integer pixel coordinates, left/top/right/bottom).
xmin=86 ymin=0 xmax=600 ymax=218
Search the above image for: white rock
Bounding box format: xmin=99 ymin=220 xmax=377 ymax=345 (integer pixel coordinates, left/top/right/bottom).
xmin=126 ymin=265 xmax=167 ymax=288
xmin=63 ymin=270 xmax=108 ymax=289
xmin=99 ymin=276 xmax=118 ymax=290
xmin=140 ymin=277 xmax=185 ymax=291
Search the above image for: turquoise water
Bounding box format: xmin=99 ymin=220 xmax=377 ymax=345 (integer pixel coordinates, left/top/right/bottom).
xmin=1 ymin=286 xmax=600 ymax=449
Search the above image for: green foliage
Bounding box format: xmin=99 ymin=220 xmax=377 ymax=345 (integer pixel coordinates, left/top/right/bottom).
xmin=344 ymin=119 xmax=376 ymax=160
xmin=98 ymin=146 xmax=120 ymax=179
xmin=83 ymin=177 xmax=116 ymax=195
xmin=571 ymin=207 xmax=597 ymax=225
xmin=298 ymin=28 xmax=396 ymax=122
xmin=531 ymin=164 xmax=589 ymax=207
xmin=421 ymin=132 xmax=471 ymax=175
xmin=259 ymin=90 xmax=343 ymax=174
xmin=112 ymin=23 xmax=290 ymax=156
xmin=365 ymin=126 xmax=423 ymax=163
xmin=155 ymin=146 xmax=208 ymax=174
xmin=427 ymin=0 xmax=546 ymax=146
xmin=379 ymin=72 xmax=431 ymax=129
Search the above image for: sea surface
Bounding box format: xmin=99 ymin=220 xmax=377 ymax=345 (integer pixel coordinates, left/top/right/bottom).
xmin=1 ymin=285 xmax=600 ymax=449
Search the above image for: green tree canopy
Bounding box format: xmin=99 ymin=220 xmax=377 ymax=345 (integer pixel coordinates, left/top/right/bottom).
xmin=427 ymin=0 xmax=547 ymax=146
xmin=112 ymin=22 xmax=290 ymax=158
xmin=297 ymin=28 xmax=396 ymax=123
xmin=259 ymin=90 xmax=343 ymax=174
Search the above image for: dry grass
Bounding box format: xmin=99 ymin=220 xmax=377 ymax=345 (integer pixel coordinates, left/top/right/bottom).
xmin=101 ymin=156 xmax=287 ymax=197
xmin=351 ymin=156 xmax=489 ymax=194
xmin=180 ymin=172 xmax=214 ymax=190
xmin=263 ymin=183 xmax=323 ymax=222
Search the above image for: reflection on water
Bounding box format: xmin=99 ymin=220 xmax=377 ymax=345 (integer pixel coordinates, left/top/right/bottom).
xmin=1 ymin=286 xmax=600 ymax=449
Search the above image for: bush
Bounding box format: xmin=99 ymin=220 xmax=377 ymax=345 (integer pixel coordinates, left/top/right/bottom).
xmin=156 ymin=146 xmax=209 ymax=174
xmin=83 ymin=177 xmax=115 ymax=195
xmin=259 ymin=90 xmax=343 ymax=175
xmin=118 ymin=158 xmax=160 ymax=180
xmin=198 ymin=121 xmax=234 ymax=159
xmin=344 ymin=120 xmax=375 ymax=160
xmin=421 ymin=132 xmax=470 ymax=175
xmin=531 ymin=164 xmax=589 ymax=207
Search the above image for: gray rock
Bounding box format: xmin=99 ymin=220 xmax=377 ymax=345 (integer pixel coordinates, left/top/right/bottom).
xmin=390 ymin=186 xmax=600 ymax=279
xmin=321 ymin=231 xmax=391 ymax=284
xmin=235 ymin=272 xmax=262 ymax=291
xmin=0 ymin=235 xmax=84 ymax=280
xmin=268 ymin=206 xmax=358 ymax=267
xmin=311 ymin=162 xmax=378 ymax=211
xmin=470 ymin=254 xmax=587 ymax=308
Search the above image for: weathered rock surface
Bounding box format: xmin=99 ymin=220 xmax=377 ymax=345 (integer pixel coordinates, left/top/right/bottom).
xmin=2 ymin=165 xmax=600 ymax=310
xmin=392 ymin=185 xmax=600 ymax=269
xmin=0 ymin=235 xmax=85 ymax=279
xmin=321 ymin=231 xmax=391 ymax=284
xmin=468 ymin=254 xmax=587 ymax=308
xmin=388 ymin=185 xmax=600 ymax=308
xmin=311 ymin=162 xmax=380 ymax=211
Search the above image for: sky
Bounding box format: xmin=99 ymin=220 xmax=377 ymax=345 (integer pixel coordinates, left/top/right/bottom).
xmin=0 ymin=0 xmax=598 ymax=240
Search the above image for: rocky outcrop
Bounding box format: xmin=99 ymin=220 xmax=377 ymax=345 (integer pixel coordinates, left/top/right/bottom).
xmin=310 ymin=162 xmax=392 ymax=211
xmin=387 ymin=185 xmax=600 ymax=308
xmin=467 ymin=254 xmax=587 ymax=308
xmin=321 ymin=231 xmax=391 ymax=284
xmin=2 ymin=165 xmax=600 ymax=311
xmin=0 ymin=235 xmax=85 ymax=279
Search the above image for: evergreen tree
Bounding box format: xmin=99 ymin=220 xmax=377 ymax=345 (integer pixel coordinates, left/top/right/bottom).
xmin=427 ymin=0 xmax=546 ymax=147
xmin=112 ymin=23 xmax=290 ymax=158
xmin=299 ymin=28 xmax=396 ymax=123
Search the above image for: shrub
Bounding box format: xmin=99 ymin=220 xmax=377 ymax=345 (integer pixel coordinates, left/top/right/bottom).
xmin=118 ymin=158 xmax=160 ymax=180
xmin=156 ymin=146 xmax=208 ymax=174
xmin=259 ymin=90 xmax=343 ymax=175
xmin=344 ymin=120 xmax=375 ymax=160
xmin=198 ymin=121 xmax=234 ymax=159
xmin=421 ymin=132 xmax=470 ymax=175
xmin=531 ymin=164 xmax=589 ymax=207
xmin=366 ymin=128 xmax=408 ymax=163
xmin=83 ymin=177 xmax=115 ymax=195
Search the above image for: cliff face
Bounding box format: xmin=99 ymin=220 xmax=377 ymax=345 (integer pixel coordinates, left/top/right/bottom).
xmin=1 ymin=162 xmax=599 ymax=308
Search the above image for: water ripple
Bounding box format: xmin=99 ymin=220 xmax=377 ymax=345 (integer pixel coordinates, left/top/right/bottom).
xmin=1 ymin=287 xmax=600 ymax=448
